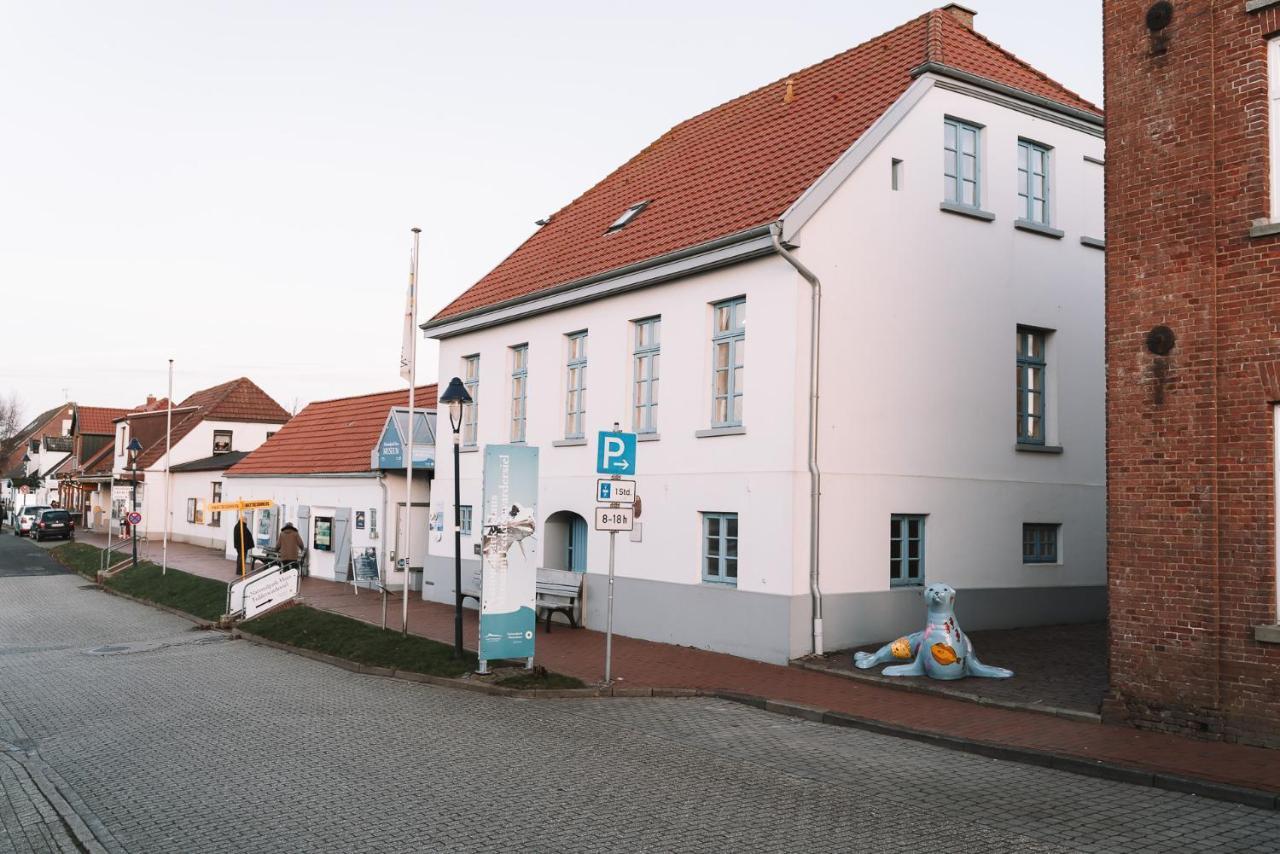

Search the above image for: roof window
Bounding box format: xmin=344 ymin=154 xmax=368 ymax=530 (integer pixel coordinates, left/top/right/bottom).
xmin=606 ymin=201 xmax=650 ymax=233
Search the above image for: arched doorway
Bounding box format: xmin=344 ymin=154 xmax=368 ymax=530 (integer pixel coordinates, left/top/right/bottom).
xmin=544 ymin=510 xmax=588 ymax=572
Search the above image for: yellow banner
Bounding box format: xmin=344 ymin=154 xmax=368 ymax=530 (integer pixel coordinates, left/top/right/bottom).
xmin=208 ymin=499 xmax=274 ymax=512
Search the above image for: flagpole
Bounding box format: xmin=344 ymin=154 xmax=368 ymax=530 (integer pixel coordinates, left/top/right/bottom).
xmin=403 ymin=227 xmax=421 ymax=635
xmin=162 ymin=359 xmax=173 ymax=575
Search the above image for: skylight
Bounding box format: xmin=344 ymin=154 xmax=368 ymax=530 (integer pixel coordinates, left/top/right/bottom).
xmin=606 ymin=200 xmax=650 ymax=233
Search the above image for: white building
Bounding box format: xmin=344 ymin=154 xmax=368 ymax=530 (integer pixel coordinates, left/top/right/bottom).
xmin=223 ymin=386 xmax=437 ymax=588
xmin=110 ymin=378 xmax=290 ymax=545
xmin=421 ymin=5 xmax=1106 ymax=664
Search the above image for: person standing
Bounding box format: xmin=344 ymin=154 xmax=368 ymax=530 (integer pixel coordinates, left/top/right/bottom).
xmin=275 ymin=522 xmax=305 ymax=573
xmin=232 ymin=516 xmax=255 ymax=576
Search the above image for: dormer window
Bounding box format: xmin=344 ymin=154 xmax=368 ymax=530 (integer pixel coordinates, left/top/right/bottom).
xmin=606 ymin=201 xmax=650 ymax=233
xmin=213 ymin=430 xmax=232 ymax=455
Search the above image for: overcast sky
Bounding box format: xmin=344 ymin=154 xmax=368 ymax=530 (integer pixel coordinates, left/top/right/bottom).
xmin=0 ymin=1 xmax=1101 ymax=425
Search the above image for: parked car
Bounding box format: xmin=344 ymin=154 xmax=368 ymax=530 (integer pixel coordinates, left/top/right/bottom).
xmin=32 ymin=509 xmax=73 ymax=542
xmin=14 ymin=506 xmax=50 ymax=537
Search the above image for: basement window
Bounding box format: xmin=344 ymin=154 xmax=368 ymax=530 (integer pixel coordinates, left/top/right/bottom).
xmin=606 ymin=201 xmax=650 ymax=233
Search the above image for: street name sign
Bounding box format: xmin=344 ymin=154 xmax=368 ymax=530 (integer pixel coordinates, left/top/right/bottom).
xmin=209 ymin=499 xmax=274 ymax=512
xmin=594 ymin=506 xmax=634 ymax=532
xmin=596 ymin=478 xmax=636 ymax=504
xmin=596 ymin=431 xmax=637 ymax=475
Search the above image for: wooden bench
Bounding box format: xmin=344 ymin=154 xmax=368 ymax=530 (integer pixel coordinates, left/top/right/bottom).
xmin=460 ymin=567 xmax=584 ymax=632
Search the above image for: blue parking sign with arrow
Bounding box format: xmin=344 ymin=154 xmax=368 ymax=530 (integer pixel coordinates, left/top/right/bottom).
xmin=596 ymin=431 xmax=637 ymax=475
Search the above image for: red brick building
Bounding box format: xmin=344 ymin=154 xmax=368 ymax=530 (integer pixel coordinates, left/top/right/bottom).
xmin=1104 ymin=0 xmax=1280 ymax=746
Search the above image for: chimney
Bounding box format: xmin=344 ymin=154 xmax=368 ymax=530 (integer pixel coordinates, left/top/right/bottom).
xmin=146 ymin=395 xmax=157 ymax=407
xmin=942 ymin=3 xmax=976 ymax=28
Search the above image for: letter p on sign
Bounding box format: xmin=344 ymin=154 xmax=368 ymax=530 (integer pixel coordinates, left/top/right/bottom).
xmin=596 ymin=431 xmax=637 ymax=475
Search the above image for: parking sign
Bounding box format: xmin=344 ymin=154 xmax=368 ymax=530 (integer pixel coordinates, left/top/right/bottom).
xmin=596 ymin=431 xmax=637 ymax=475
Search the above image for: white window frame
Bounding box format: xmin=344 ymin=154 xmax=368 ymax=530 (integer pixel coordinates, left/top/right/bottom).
xmin=944 ymin=117 xmax=981 ymax=209
xmin=711 ymin=298 xmax=746 ymax=428
xmin=565 ymin=331 xmax=587 ymax=439
xmin=462 ymin=355 xmax=479 ymax=447
xmin=510 ymin=345 xmax=527 ymax=443
xmin=1017 ymin=139 xmax=1051 ymax=225
xmin=632 ymin=317 xmax=660 ymax=434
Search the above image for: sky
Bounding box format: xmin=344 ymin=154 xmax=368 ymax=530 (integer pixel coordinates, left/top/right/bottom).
xmin=0 ymin=1 xmax=1102 ymax=426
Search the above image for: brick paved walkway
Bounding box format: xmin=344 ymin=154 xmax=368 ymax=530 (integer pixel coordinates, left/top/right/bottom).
xmin=78 ymin=532 xmax=1280 ymax=798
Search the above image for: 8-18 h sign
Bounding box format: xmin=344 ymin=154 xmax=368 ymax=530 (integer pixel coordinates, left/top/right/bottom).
xmin=594 ymin=506 xmax=634 ymax=532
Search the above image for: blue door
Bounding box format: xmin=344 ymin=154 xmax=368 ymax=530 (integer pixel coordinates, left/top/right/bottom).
xmin=567 ymin=515 xmax=587 ymax=573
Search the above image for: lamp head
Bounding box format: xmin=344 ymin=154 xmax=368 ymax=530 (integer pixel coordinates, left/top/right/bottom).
xmin=438 ymin=376 xmax=472 ymax=433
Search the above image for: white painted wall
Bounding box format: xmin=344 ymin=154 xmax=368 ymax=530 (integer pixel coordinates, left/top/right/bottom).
xmin=220 ymin=473 xmax=429 ymax=584
xmin=427 ymin=81 xmax=1105 ymax=662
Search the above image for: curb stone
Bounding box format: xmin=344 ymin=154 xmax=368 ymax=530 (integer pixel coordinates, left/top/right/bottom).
xmin=715 ymin=693 xmax=1280 ymax=812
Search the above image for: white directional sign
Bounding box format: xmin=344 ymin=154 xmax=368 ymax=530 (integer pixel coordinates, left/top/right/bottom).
xmin=596 ymin=479 xmax=636 ymax=504
xmin=594 ymin=506 xmax=635 ymax=532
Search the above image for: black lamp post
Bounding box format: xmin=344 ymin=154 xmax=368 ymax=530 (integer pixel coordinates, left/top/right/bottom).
xmin=127 ymin=438 xmax=142 ymax=568
xmin=439 ymin=376 xmax=473 ymax=659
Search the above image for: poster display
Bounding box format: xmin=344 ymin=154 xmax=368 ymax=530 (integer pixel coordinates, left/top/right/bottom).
xmin=479 ymin=444 xmax=539 ymax=663
xmin=313 ymin=517 xmax=333 ymax=551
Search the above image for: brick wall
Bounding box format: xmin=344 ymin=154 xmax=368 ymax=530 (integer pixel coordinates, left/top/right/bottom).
xmin=1104 ymin=0 xmax=1280 ymax=747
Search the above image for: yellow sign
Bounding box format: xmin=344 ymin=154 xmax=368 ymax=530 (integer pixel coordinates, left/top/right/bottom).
xmin=209 ymin=499 xmax=274 ymax=512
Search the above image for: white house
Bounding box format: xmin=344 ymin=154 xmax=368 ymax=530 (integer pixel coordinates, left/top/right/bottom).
xmin=421 ymin=5 xmax=1106 ymax=664
xmin=223 ymin=386 xmax=437 ymax=588
xmin=110 ymin=378 xmax=290 ymax=545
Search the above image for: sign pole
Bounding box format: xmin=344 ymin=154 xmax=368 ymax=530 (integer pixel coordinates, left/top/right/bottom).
xmin=605 ymin=528 xmax=616 ymax=684
xmin=402 ymin=227 xmax=421 ymax=636
xmin=161 ymin=358 xmax=173 ymax=576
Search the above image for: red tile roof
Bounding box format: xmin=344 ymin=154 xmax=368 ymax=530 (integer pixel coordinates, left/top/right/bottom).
xmin=76 ymin=406 xmax=131 ymax=436
xmin=430 ymin=9 xmax=1100 ymax=323
xmin=226 ymin=385 xmax=438 ymax=477
xmin=131 ymin=378 xmax=291 ymax=470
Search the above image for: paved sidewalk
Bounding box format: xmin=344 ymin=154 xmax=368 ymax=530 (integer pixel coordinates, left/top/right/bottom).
xmin=73 ymin=531 xmax=1280 ymax=800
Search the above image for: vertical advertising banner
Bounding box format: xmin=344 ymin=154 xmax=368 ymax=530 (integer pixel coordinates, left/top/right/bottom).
xmin=480 ymin=444 xmax=539 ymax=662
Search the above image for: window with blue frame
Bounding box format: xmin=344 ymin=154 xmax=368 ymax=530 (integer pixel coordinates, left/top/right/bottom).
xmin=510 ymin=345 xmax=527 ymax=442
xmin=459 ymin=505 xmax=472 ymax=537
xmin=1023 ymin=523 xmax=1059 ymax=564
xmin=633 ymin=317 xmax=660 ymax=434
xmin=462 ymin=355 xmax=480 ymax=447
xmin=711 ymin=298 xmax=745 ymax=427
xmin=567 ymin=515 xmax=587 ymax=572
xmin=702 ymin=512 xmax=738 ymax=585
xmin=1018 ymin=140 xmax=1051 ymax=225
xmin=890 ymin=514 xmax=926 ymax=587
xmin=944 ymin=118 xmax=981 ymax=208
xmin=1016 ymin=327 xmax=1047 ymax=445
xmin=565 ymin=332 xmax=587 ymax=438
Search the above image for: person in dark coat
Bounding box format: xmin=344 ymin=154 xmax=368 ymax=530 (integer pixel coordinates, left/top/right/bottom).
xmin=232 ymin=517 xmax=255 ymax=576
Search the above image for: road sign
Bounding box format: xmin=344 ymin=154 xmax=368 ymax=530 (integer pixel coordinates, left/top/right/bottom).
xmin=208 ymin=499 xmax=274 ymax=512
xmin=594 ymin=506 xmax=634 ymax=532
xmin=596 ymin=431 xmax=637 ymax=475
xmin=126 ymin=512 xmax=142 ymax=525
xmin=19 ymin=485 xmax=29 ymax=494
xmin=596 ymin=478 xmax=636 ymax=504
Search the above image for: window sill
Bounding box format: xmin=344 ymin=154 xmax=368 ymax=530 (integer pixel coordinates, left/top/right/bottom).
xmin=1080 ymin=236 xmax=1105 ymax=250
xmin=1255 ymin=624 xmax=1280 ymax=644
xmin=636 ymin=433 xmax=661 ymax=442
xmin=1248 ymin=219 xmax=1280 ymax=239
xmin=552 ymin=438 xmax=586 ymax=447
xmin=1014 ymin=219 xmax=1064 ymax=239
xmin=1245 ymin=0 xmax=1280 ymax=12
xmin=1015 ymin=443 xmax=1063 ymax=454
xmin=939 ymin=201 xmax=995 ymax=222
xmin=890 ymin=582 xmax=924 ymax=589
xmin=702 ymin=579 xmax=738 ymax=588
xmin=695 ymin=426 xmax=746 ymax=439
xmin=460 ymin=446 xmax=479 ymax=454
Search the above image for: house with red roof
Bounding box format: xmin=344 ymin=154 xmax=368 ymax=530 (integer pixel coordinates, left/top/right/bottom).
xmin=223 ymin=385 xmax=438 ymax=586
xmin=109 ymin=378 xmax=291 ymax=548
xmin=421 ymin=6 xmax=1106 ymax=664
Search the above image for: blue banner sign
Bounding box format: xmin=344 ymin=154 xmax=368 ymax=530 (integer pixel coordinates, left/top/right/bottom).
xmin=479 ymin=444 xmax=539 ymax=662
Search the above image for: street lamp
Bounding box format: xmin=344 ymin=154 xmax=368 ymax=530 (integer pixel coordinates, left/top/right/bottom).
xmin=439 ymin=376 xmax=473 ymax=659
xmin=127 ymin=438 xmax=142 ymax=568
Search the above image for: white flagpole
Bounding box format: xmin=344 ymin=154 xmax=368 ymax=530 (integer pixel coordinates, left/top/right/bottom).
xmin=403 ymin=227 xmax=421 ymax=635
xmin=162 ymin=359 xmax=173 ymax=575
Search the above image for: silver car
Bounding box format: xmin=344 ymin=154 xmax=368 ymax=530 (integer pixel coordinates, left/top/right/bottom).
xmin=14 ymin=506 xmax=51 ymax=537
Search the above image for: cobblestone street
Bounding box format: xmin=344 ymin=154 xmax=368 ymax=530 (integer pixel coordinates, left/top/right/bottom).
xmin=1 ymin=538 xmax=1278 ymax=852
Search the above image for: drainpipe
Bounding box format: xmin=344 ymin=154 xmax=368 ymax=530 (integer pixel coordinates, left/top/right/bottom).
xmin=770 ymin=222 xmax=824 ymax=657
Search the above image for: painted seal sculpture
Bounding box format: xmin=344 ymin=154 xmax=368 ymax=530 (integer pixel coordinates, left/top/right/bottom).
xmin=853 ymin=583 xmax=1013 ymax=680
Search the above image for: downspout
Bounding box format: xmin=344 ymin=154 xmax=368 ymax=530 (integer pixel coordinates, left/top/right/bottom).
xmin=770 ymin=222 xmax=824 ymax=656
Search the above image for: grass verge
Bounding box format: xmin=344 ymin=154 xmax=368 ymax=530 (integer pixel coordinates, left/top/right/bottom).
xmin=50 ymin=543 xmax=227 ymax=622
xmin=243 ymin=605 xmax=585 ymax=688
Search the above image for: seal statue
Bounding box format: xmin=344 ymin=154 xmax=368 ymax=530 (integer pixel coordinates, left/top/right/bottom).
xmin=853 ymin=583 xmax=1013 ymax=680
